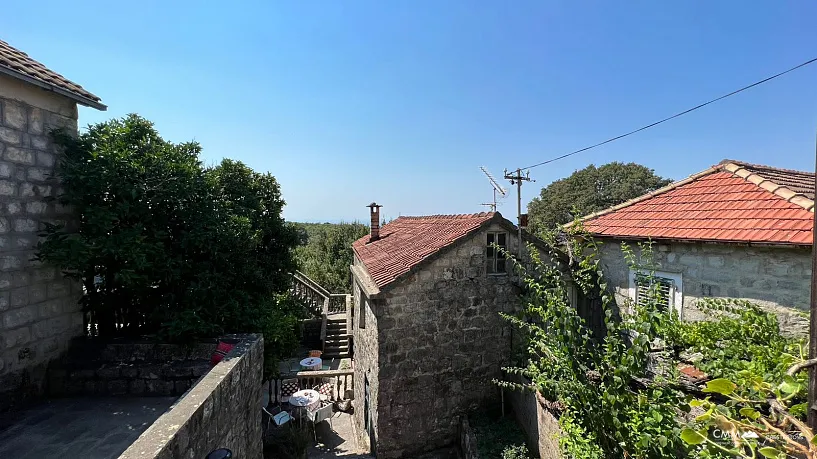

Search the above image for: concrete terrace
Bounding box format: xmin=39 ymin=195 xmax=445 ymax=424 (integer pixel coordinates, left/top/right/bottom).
xmin=0 ymin=396 xmax=177 ymax=458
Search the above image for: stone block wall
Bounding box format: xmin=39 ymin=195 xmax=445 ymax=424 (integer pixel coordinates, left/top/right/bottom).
xmin=0 ymin=74 xmax=83 ymax=411
xmin=47 ymin=341 xmax=214 ymax=397
xmin=506 ymin=374 xmax=563 ymax=459
xmin=120 ymin=334 xmax=264 ymax=459
xmin=598 ymin=240 xmax=812 ymax=336
xmin=351 ymin=256 xmax=380 ymax=455
xmin=372 ymin=223 xmax=521 ymax=458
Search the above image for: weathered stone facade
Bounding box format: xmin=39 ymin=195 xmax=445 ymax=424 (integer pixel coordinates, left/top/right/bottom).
xmin=352 ymin=223 xmax=523 ymax=458
xmin=597 ymin=239 xmax=811 ymax=336
xmin=121 ymin=334 xmax=264 ymax=459
xmin=0 ymin=73 xmax=83 ymax=410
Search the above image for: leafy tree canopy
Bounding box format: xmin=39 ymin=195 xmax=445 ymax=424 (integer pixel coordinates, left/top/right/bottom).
xmin=37 ymin=114 xmax=301 ymax=376
xmin=527 ymin=162 xmax=671 ymax=233
xmin=293 ymin=222 xmax=368 ymax=293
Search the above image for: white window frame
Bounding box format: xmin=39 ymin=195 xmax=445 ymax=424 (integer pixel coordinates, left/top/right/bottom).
xmin=628 ymin=269 xmax=683 ymax=315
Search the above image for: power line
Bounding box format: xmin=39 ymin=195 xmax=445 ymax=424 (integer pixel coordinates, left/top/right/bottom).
xmin=518 ymin=56 xmax=817 ymax=171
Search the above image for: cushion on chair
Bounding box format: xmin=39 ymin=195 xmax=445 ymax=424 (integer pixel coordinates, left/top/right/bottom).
xmin=281 ymin=381 xmax=299 ymax=398
xmin=211 ymin=341 xmax=236 ymax=365
xmin=317 ymin=383 xmax=333 ymax=397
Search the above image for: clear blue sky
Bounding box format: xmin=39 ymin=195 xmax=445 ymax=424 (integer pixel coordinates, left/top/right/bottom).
xmin=3 ymin=1 xmax=816 ymax=223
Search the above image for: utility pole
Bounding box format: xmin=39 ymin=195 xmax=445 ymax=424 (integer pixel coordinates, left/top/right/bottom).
xmin=809 ymin=128 xmax=817 ymax=430
xmin=504 ymin=168 xmax=534 ymax=259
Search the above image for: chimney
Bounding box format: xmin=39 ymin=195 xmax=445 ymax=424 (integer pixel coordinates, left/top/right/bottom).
xmin=367 ymin=202 xmax=382 ymax=242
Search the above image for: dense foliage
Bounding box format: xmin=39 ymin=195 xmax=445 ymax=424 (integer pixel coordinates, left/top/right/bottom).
xmin=499 ymin=229 xmax=810 ymax=458
xmin=669 ymin=299 xmax=811 ymax=458
xmin=469 ymin=410 xmax=531 ymax=458
xmin=498 ymin=234 xmax=687 ymax=458
xmin=527 ymin=162 xmax=671 ymax=233
xmin=293 ymin=222 xmax=368 ymax=293
xmin=37 ymin=115 xmax=302 ymax=375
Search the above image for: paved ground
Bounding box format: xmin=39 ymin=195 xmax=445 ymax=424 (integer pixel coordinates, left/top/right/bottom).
xmin=0 ymin=396 xmax=177 ymax=458
xmin=308 ymin=412 xmax=372 ymax=458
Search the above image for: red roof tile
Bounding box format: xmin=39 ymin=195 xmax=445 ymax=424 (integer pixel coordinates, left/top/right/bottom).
xmin=0 ymin=39 xmax=104 ymax=109
xmin=583 ymin=160 xmax=814 ymax=246
xmin=352 ymin=212 xmax=498 ymax=288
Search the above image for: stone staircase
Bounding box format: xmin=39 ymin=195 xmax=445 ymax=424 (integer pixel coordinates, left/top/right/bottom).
xmin=323 ymin=316 xmax=350 ymax=358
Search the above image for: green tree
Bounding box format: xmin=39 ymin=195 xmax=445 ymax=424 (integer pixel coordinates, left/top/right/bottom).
xmin=36 ymin=114 xmax=301 ymax=375
xmin=527 ymin=162 xmax=671 ymax=233
xmin=294 ymin=222 xmax=368 ymax=293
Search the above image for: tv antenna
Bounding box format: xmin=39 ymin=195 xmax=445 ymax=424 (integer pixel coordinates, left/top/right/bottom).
xmin=479 ymin=166 xmax=507 ymax=212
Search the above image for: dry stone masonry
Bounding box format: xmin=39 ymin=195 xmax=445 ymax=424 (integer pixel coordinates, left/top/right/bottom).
xmin=598 ymin=240 xmax=811 ymax=336
xmin=353 ymin=222 xmax=522 ymax=458
xmin=0 ymin=76 xmax=83 ymax=410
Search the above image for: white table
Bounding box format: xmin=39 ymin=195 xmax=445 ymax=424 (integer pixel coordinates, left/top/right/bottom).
xmin=290 ymin=389 xmax=321 ymax=425
xmin=300 ymin=357 xmax=322 ymax=371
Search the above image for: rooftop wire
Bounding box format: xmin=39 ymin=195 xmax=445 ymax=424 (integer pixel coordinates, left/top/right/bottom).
xmin=518 ymin=57 xmax=817 ymax=171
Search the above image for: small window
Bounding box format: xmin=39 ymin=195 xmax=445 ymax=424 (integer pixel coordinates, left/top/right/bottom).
xmin=487 ymin=232 xmax=508 ymax=274
xmin=629 ymin=270 xmax=683 ymax=314
xmin=359 ymin=297 xmax=368 ymax=329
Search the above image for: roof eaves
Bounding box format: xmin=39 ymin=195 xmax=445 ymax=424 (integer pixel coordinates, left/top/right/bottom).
xmin=592 ymin=233 xmax=812 ymax=249
xmin=721 ymin=161 xmax=814 ymax=212
xmin=0 ymin=65 xmax=107 ymax=111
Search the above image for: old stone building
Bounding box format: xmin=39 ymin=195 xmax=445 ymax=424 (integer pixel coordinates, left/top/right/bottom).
xmin=350 ymin=206 xmax=534 ymax=458
xmin=0 ymin=39 xmax=105 ymax=409
xmin=583 ymin=160 xmax=812 ymax=336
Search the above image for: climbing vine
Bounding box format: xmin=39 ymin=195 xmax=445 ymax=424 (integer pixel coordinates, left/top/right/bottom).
xmin=497 ymin=225 xmax=810 ymax=459
xmin=496 ymin=227 xmax=688 ymax=458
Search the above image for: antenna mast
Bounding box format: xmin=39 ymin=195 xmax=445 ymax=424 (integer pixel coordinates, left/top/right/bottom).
xmin=479 ymin=166 xmax=507 ymax=212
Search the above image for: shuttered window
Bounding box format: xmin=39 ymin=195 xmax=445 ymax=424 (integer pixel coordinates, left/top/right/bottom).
xmin=634 ymin=274 xmax=675 ymax=311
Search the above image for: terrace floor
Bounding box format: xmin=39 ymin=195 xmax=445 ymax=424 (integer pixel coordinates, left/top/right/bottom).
xmin=308 ymin=412 xmax=372 ymax=458
xmin=0 ymin=396 xmax=177 ymax=458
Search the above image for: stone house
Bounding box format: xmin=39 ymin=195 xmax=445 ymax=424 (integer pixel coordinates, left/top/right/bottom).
xmin=349 ymin=204 xmax=537 ymax=458
xmin=582 ymin=159 xmax=812 ymax=336
xmin=0 ymin=39 xmax=105 ymax=410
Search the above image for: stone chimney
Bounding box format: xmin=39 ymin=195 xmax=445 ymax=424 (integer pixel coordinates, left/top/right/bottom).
xmin=367 ymin=202 xmax=382 ymax=242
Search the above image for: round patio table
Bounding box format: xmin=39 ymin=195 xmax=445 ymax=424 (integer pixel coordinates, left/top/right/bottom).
xmin=300 ymin=357 xmax=322 ymax=371
xmin=290 ymin=389 xmax=321 ymax=425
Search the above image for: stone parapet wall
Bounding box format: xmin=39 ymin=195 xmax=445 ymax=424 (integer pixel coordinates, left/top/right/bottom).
xmin=598 ymin=240 xmax=811 ymax=336
xmin=121 ymin=334 xmax=264 ymax=459
xmin=0 ymin=79 xmax=83 ymax=411
xmin=505 ymin=374 xmax=563 ymax=459
xmin=47 ymin=341 xmax=215 ymax=397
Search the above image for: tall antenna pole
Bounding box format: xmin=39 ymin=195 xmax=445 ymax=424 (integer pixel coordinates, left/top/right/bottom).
xmin=504 ymin=168 xmax=534 ymax=259
xmin=479 ymin=167 xmax=507 ymax=213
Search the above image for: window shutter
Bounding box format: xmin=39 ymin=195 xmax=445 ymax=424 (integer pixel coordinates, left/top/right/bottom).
xmin=635 ymin=274 xmax=674 ymax=310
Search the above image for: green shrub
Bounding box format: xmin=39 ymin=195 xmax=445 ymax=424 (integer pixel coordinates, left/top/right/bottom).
xmin=501 ymin=444 xmax=530 ymax=459
xmin=37 ymin=115 xmax=302 ymax=374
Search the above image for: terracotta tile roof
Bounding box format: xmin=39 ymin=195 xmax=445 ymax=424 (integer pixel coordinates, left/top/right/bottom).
xmin=0 ymin=39 xmax=105 ymax=109
xmin=583 ymin=160 xmax=814 ymax=246
xmin=352 ymin=212 xmax=498 ymax=288
xmin=723 ymin=159 xmax=815 ymax=200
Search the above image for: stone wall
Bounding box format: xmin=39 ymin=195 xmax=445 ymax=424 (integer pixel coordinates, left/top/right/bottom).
xmin=0 ymin=74 xmax=83 ymax=411
xmin=598 ymin=240 xmax=812 ymax=336
xmin=506 ymin=374 xmax=563 ymax=459
xmin=120 ymin=334 xmax=263 ymax=459
xmin=47 ymin=341 xmax=214 ymax=397
xmin=372 ymin=223 xmax=521 ymax=458
xmin=351 ymin=255 xmax=380 ymax=455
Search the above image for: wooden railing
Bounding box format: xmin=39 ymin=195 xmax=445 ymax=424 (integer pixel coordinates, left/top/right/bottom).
xmin=292 ymin=271 xmax=331 ymax=317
